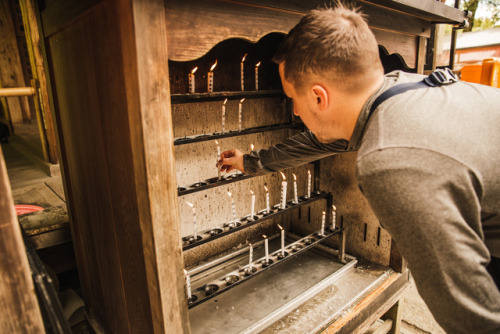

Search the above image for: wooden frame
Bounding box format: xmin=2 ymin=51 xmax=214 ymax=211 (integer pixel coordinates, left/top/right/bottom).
xmin=35 ymin=0 xmax=466 ymax=332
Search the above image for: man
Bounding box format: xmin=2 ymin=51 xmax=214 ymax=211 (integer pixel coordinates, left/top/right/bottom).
xmin=219 ymin=4 xmax=500 ymax=333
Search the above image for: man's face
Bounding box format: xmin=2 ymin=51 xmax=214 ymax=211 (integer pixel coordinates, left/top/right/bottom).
xmin=279 ymin=63 xmax=336 ymax=143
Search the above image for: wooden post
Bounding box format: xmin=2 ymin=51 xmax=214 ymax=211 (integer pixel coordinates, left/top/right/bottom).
xmin=0 ymin=0 xmax=31 ymax=123
xmin=40 ymin=0 xmax=190 ymax=332
xmin=0 ymin=146 xmax=45 ymax=333
xmin=19 ymin=0 xmax=59 ymax=164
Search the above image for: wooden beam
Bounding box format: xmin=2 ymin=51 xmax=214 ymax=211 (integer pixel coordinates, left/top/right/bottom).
xmin=417 ymin=35 xmax=427 ymax=74
xmin=19 ymin=0 xmax=59 ymax=164
xmin=0 ymin=0 xmax=31 ymax=123
xmin=0 ymin=146 xmax=45 ymax=333
xmin=119 ymin=0 xmax=191 ymax=331
xmin=0 ymin=87 xmax=36 ymax=97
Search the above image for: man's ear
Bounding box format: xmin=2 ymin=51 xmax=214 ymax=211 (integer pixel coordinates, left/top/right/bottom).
xmin=311 ymin=84 xmax=328 ymax=111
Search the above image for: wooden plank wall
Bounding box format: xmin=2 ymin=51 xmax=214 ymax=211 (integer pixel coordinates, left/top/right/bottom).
xmin=40 ymin=0 xmax=189 ymax=332
xmin=0 ymin=146 xmax=45 ymax=333
xmin=0 ymin=0 xmax=31 ymax=124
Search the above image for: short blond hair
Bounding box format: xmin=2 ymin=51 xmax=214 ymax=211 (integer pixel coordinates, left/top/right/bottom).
xmin=273 ymin=3 xmax=382 ymax=92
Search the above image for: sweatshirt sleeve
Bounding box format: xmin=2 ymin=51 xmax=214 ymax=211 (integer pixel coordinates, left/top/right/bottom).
xmin=243 ymin=130 xmax=348 ymax=175
xmin=357 ymin=147 xmax=500 ymax=334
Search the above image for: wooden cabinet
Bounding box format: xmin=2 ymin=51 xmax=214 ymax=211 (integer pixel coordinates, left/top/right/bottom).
xmin=37 ymin=0 xmax=466 ymax=332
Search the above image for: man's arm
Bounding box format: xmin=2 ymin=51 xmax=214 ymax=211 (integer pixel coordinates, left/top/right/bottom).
xmin=357 ymin=147 xmax=500 ymax=334
xmin=220 ymin=130 xmax=349 ymax=175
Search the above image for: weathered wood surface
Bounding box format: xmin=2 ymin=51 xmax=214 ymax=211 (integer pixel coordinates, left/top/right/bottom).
xmin=0 ymin=0 xmax=31 ymax=123
xmin=20 ymin=0 xmax=59 ymax=164
xmin=0 ymin=146 xmax=45 ymax=333
xmin=42 ymin=0 xmax=190 ymax=332
xmin=163 ymin=0 xmax=430 ymax=62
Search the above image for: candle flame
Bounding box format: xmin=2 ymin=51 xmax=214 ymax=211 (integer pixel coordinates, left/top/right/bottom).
xmin=250 ymin=190 xmax=254 ymax=195
xmin=241 ymin=53 xmax=247 ymax=62
xmin=255 ymin=61 xmax=261 ymax=67
xmin=278 ymin=224 xmax=283 ymax=230
xmin=280 ymin=171 xmax=286 ymax=180
xmin=322 ymin=211 xmax=326 ymax=214
xmin=332 ymin=204 xmax=337 ymax=211
xmin=250 ymin=144 xmax=254 ymax=151
xmin=263 ymin=234 xmax=267 ymax=239
xmin=308 ymin=170 xmax=311 ymax=175
xmin=191 ymin=67 xmax=198 ymax=74
xmin=293 ymin=173 xmax=297 ymax=181
xmin=186 ymin=201 xmax=194 ymax=208
xmin=227 ymin=192 xmax=232 ymax=197
xmin=184 ymin=269 xmax=188 ymax=275
xmin=223 ymin=98 xmax=228 ymax=105
xmin=239 ymin=98 xmax=245 ymax=104
xmin=264 ymin=185 xmax=269 ymax=192
xmin=210 ymin=60 xmax=218 ymax=72
xmin=215 ymin=139 xmax=219 ymax=145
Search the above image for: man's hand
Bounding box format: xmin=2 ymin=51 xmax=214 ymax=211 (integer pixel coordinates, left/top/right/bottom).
xmin=218 ymin=148 xmax=245 ymax=173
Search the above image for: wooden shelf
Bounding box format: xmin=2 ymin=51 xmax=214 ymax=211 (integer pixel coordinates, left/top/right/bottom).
xmin=187 ymin=226 xmax=345 ymax=308
xmin=171 ymin=90 xmax=284 ymax=104
xmin=174 ymin=122 xmax=303 ymax=146
xmin=182 ymin=191 xmax=331 ymax=251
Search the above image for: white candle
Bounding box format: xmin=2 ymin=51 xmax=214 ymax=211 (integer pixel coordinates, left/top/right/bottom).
xmin=227 ymin=192 xmax=237 ymax=223
xmin=241 ymin=54 xmax=247 ymax=91
xmin=278 ymin=224 xmax=285 ymax=256
xmin=321 ymin=211 xmax=326 ymax=236
xmin=250 ymin=190 xmax=255 ymax=218
xmin=293 ymin=173 xmax=298 ymax=204
xmin=263 ymin=235 xmax=269 ymax=263
xmin=208 ymin=60 xmax=217 ymax=93
xmin=307 ymin=170 xmax=311 ymax=199
xmin=264 ymin=185 xmax=270 ymax=214
xmin=215 ymin=140 xmax=221 ymax=181
xmin=186 ymin=201 xmax=197 ymax=240
xmin=280 ymin=172 xmax=287 ymax=209
xmin=255 ymin=61 xmax=261 ymax=90
xmin=238 ymin=98 xmax=245 ymax=132
xmin=248 ymin=243 xmax=253 ymax=268
xmin=189 ymin=67 xmax=197 ymax=94
xmin=222 ymin=98 xmax=227 ymax=133
xmin=184 ymin=269 xmax=192 ymax=300
xmin=332 ymin=205 xmax=337 ymax=230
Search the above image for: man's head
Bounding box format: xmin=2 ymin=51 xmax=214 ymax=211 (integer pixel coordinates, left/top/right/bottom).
xmin=274 ymin=3 xmax=384 ymax=142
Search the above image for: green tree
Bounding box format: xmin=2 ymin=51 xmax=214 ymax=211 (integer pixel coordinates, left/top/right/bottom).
xmin=460 ymin=0 xmax=500 ymax=31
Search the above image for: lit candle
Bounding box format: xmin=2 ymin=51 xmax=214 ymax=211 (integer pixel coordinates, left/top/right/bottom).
xmin=250 ymin=190 xmax=255 ymax=218
xmin=186 ymin=201 xmax=197 ymax=240
xmin=222 ymin=98 xmax=227 ymax=133
xmin=215 ymin=140 xmax=221 ymax=181
xmin=189 ymin=67 xmax=197 ymax=94
xmin=227 ymin=192 xmax=237 ymax=223
xmin=207 ymin=60 xmax=217 ymax=93
xmin=307 ymin=170 xmax=311 ymax=199
xmin=255 ymin=61 xmax=261 ymax=90
xmin=250 ymin=143 xmax=254 ymax=152
xmin=264 ymin=185 xmax=270 ymax=214
xmin=184 ymin=269 xmax=192 ymax=300
xmin=241 ymin=54 xmax=247 ymax=91
xmin=332 ymin=205 xmax=337 ymax=230
xmin=278 ymin=224 xmax=285 ymax=256
xmin=263 ymin=235 xmax=269 ymax=263
xmin=321 ymin=211 xmax=326 ymax=236
xmin=293 ymin=173 xmax=298 ymax=204
xmin=248 ymin=243 xmax=253 ymax=268
xmin=280 ymin=171 xmax=287 ymax=209
xmin=238 ymin=98 xmax=245 ymax=132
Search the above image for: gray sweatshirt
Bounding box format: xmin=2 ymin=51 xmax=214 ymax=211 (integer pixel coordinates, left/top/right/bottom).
xmin=244 ymin=71 xmax=500 ymax=333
